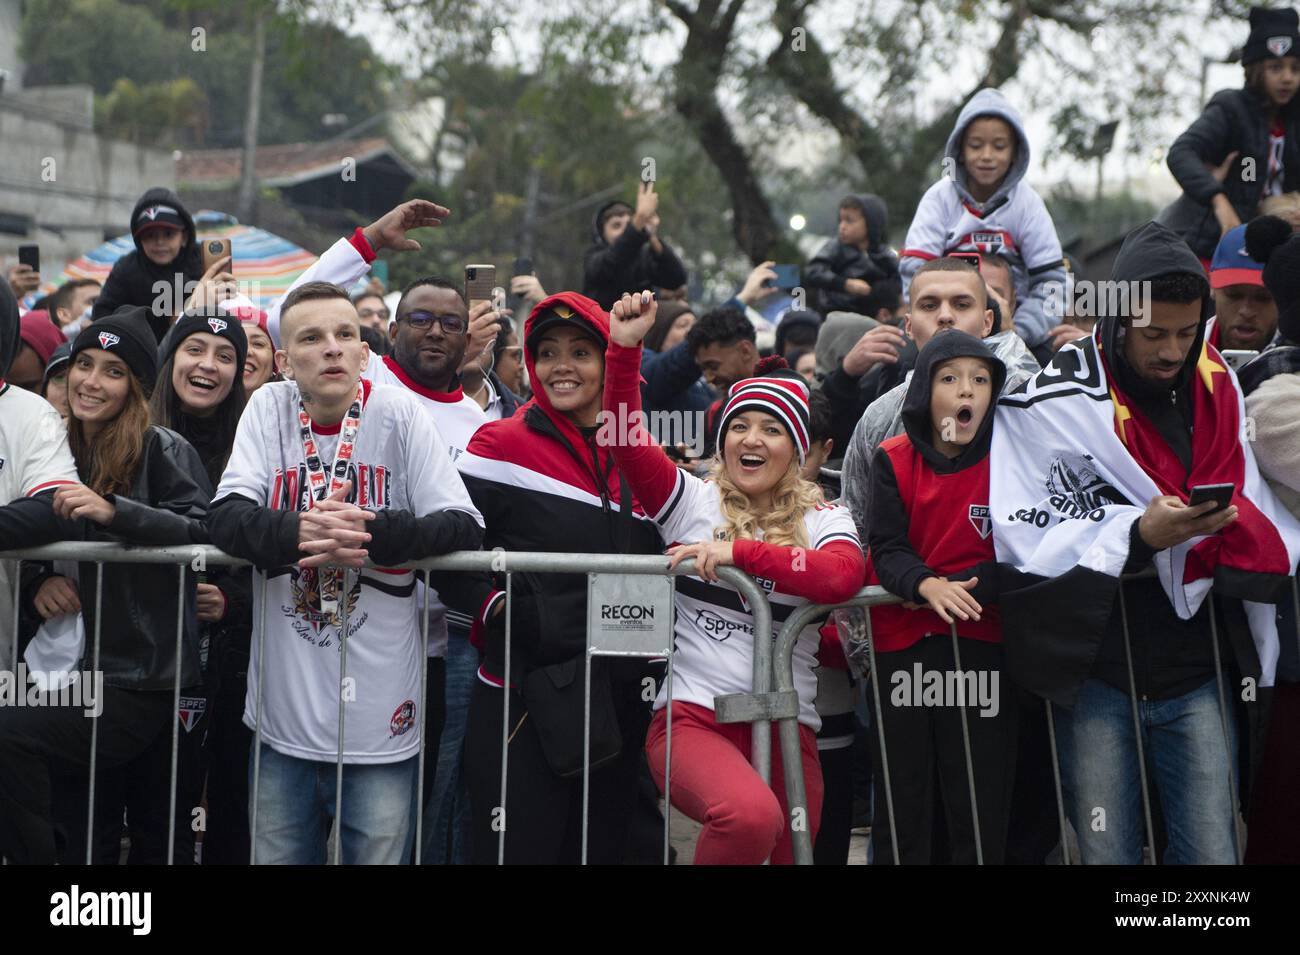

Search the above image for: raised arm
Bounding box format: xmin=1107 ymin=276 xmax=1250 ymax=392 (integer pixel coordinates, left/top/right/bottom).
xmin=604 ymin=291 xmax=686 ymax=516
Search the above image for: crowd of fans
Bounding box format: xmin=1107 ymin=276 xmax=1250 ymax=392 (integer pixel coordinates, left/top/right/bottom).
xmin=1 ymin=5 xmax=1299 ymax=867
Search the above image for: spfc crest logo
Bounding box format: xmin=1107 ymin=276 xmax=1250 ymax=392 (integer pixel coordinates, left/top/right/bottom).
xmin=968 ymin=504 xmax=992 ymax=539
xmin=207 ymin=317 xmax=228 ymax=334
xmin=1268 ymin=36 xmax=1293 ymax=57
xmin=98 ymin=331 xmax=120 ymax=348
xmin=178 ymin=696 xmax=208 ymax=732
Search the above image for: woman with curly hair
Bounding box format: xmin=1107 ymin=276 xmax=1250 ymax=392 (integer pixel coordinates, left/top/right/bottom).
xmin=603 ymin=290 xmax=865 ymax=865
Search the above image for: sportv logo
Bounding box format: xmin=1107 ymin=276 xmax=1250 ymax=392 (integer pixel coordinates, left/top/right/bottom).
xmin=50 ymin=885 xmax=151 ymax=935
xmin=694 ymin=608 xmax=753 ymax=641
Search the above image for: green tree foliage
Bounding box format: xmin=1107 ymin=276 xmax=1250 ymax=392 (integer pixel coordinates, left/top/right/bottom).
xmin=20 ymin=0 xmax=390 ymax=149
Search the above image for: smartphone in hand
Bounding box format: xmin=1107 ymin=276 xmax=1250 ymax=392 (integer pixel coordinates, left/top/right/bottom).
xmin=1187 ymin=482 xmax=1235 ymax=513
xmin=465 ymin=264 xmax=496 ymax=309
xmin=18 ymin=244 xmax=39 ymax=273
xmin=202 ymin=238 xmax=233 ymax=274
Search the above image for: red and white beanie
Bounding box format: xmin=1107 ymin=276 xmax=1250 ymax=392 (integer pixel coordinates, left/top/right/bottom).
xmin=717 ymin=358 xmax=811 ymax=464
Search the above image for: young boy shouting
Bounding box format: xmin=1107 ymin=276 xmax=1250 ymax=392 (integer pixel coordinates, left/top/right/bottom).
xmin=863 ymin=327 xmax=1016 ymax=865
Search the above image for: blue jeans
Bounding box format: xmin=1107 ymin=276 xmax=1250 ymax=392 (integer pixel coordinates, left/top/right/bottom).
xmin=421 ymin=629 xmax=476 ymax=864
xmin=248 ymin=742 xmax=418 ymax=864
xmin=1054 ymin=678 xmax=1238 ymax=865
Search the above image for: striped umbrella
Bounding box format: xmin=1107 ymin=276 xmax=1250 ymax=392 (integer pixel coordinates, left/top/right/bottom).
xmin=61 ymin=210 xmax=319 ymax=307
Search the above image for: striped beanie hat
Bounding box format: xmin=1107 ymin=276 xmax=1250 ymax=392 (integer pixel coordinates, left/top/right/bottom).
xmin=717 ymin=358 xmax=812 ymax=464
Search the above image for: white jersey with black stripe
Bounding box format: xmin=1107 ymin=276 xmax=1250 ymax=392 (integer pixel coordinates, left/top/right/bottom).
xmin=653 ymin=469 xmax=859 ymax=730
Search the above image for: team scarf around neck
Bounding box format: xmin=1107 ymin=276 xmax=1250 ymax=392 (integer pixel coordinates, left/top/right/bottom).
xmin=992 ymin=328 xmax=1300 ymax=687
xmin=1097 ymin=331 xmax=1293 ymax=585
xmin=297 ymin=379 xmax=365 ymax=618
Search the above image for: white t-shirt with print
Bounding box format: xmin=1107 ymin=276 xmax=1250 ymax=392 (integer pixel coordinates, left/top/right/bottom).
xmin=650 ymin=469 xmax=860 ymax=730
xmin=0 ymin=385 xmax=79 ymax=666
xmin=213 ymin=379 xmax=483 ymax=764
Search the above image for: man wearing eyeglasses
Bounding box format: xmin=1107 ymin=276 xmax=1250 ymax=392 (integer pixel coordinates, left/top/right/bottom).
xmin=367 ymin=279 xmax=504 ymax=866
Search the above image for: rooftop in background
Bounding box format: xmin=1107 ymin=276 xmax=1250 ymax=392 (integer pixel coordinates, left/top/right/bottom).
xmin=177 ymin=137 xmax=418 ymax=187
xmin=177 ymin=137 xmax=420 ymax=221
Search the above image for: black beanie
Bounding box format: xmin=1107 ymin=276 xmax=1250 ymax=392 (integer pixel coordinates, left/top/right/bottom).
xmin=1243 ymin=6 xmax=1300 ymax=64
xmin=72 ymin=306 xmax=160 ymax=394
xmin=1244 ymin=213 xmax=1300 ymax=342
xmin=158 ymin=306 xmax=249 ymax=372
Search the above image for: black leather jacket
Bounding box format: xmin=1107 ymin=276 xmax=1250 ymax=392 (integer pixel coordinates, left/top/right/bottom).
xmin=3 ymin=426 xmax=211 ymax=691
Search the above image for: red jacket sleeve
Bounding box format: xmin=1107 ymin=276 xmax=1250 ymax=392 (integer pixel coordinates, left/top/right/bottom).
xmin=602 ymin=339 xmax=680 ymax=515
xmin=731 ymin=539 xmax=865 ymax=605
xmin=349 ymin=227 xmax=377 ymax=263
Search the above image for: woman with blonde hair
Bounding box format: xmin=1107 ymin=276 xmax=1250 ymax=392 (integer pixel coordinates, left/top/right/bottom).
xmin=605 ymin=290 xmax=865 ymax=865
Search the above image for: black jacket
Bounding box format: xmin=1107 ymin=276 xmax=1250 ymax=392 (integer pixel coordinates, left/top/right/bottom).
xmin=582 ymin=201 xmax=688 ymax=311
xmin=92 ymin=188 xmax=204 ymax=341
xmin=1159 ymin=87 xmax=1300 ymax=260
xmin=1 ymin=426 xmax=212 ymax=691
xmin=804 ymin=195 xmax=902 ymax=317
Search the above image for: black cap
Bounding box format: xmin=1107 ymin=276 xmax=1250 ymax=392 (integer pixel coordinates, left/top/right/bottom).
xmin=1243 ymin=6 xmax=1300 ymax=64
xmin=71 ymin=306 xmax=160 ymax=394
xmin=159 ymin=306 xmax=249 ymax=373
xmin=524 ymin=301 xmax=606 ymax=355
xmin=132 ymin=202 xmax=187 ymax=235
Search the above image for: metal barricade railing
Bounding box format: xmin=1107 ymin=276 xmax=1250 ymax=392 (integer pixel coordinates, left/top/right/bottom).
xmin=0 ymin=543 xmax=775 ymax=866
xmin=5 ymin=542 xmax=1296 ymax=866
xmin=772 ymin=573 xmax=1300 ymax=866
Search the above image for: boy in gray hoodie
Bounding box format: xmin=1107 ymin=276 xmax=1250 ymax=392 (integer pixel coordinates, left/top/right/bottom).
xmin=899 ymin=89 xmax=1068 ymax=352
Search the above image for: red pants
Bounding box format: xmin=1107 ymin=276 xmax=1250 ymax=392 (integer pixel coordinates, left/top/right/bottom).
xmin=645 ymin=702 xmax=822 ymax=865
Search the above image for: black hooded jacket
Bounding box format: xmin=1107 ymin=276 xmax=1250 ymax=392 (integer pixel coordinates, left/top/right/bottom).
xmin=866 ymin=330 xmax=1006 ymax=606
xmin=804 ymin=195 xmax=902 ymax=317
xmin=92 ymin=188 xmax=203 ymax=341
xmin=581 ymin=200 xmax=689 ymax=310
xmin=1091 ymin=221 xmax=1259 ymax=702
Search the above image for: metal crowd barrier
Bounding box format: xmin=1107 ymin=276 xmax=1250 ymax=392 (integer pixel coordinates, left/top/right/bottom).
xmin=0 ymin=543 xmax=773 ymax=866
xmin=4 ymin=542 xmax=1296 ymax=866
xmin=772 ymin=575 xmax=1300 ymax=865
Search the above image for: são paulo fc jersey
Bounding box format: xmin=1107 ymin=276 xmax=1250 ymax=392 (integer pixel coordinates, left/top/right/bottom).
xmin=214 ymin=379 xmax=483 ymax=763
xmin=651 ymin=469 xmax=859 ymax=730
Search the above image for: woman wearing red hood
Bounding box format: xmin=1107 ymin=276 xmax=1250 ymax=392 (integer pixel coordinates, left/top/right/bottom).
xmin=458 ymin=292 xmax=665 ymax=865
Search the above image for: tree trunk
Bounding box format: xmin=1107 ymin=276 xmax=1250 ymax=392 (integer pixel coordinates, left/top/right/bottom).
xmin=768 ymin=0 xmax=1033 ymax=218
xmin=664 ymin=0 xmax=787 ymax=264
xmin=237 ymin=5 xmax=266 ymax=225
